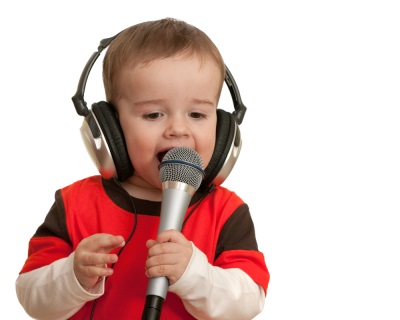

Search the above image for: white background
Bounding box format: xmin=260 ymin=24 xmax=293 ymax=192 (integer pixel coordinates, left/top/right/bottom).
xmin=2 ymin=1 xmax=399 ymax=319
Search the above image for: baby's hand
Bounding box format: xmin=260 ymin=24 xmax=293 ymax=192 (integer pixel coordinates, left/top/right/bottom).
xmin=145 ymin=230 xmax=192 ymax=285
xmin=73 ymin=233 xmax=125 ymax=291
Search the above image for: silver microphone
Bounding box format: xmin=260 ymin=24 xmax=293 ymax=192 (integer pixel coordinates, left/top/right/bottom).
xmin=142 ymin=147 xmax=204 ymax=320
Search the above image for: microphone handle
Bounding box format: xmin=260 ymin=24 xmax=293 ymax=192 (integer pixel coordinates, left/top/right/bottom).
xmin=142 ymin=187 xmax=192 ymax=320
xmin=141 ymin=295 xmax=164 ymax=320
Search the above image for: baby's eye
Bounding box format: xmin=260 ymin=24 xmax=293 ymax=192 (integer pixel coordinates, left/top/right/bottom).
xmin=143 ymin=112 xmax=163 ymax=120
xmin=189 ymin=112 xmax=206 ymax=119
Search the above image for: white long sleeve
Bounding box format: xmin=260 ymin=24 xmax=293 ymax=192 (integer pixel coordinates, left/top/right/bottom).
xmin=15 ymin=252 xmax=104 ymax=320
xmin=16 ymin=245 xmax=265 ymax=320
xmin=169 ymin=242 xmax=265 ymax=320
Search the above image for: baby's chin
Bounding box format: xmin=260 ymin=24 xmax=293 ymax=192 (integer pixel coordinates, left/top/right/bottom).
xmin=129 ymin=173 xmax=160 ymax=188
xmin=122 ymin=176 xmax=162 ymax=201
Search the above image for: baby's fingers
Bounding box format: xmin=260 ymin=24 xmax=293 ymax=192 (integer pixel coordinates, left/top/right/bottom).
xmin=87 ymin=234 xmax=125 ymax=253
xmin=82 ymin=252 xmax=119 ymax=267
xmin=81 ymin=264 xmax=114 ymax=278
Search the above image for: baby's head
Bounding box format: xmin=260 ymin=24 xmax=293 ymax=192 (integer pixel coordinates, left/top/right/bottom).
xmin=103 ymin=18 xmax=225 ymax=107
xmin=99 ymin=18 xmax=229 ymax=193
xmin=74 ymin=17 xmax=243 ymax=191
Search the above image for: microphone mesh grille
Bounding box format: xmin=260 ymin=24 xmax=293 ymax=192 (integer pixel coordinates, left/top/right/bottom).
xmin=159 ymin=147 xmax=204 ymax=190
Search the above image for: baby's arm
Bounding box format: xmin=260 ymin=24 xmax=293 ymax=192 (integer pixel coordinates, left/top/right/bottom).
xmin=16 ymin=253 xmax=103 ymax=320
xmin=16 ymin=233 xmax=125 ymax=320
xmin=169 ymin=243 xmax=265 ymax=320
xmin=145 ymin=228 xmax=266 ymax=319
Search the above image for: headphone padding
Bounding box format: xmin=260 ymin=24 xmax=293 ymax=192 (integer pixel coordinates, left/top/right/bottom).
xmin=203 ymin=109 xmax=235 ymax=187
xmin=92 ymin=101 xmax=134 ymax=181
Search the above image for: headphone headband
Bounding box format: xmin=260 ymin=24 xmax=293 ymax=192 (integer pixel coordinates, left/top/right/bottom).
xmin=72 ymin=35 xmax=247 ymax=123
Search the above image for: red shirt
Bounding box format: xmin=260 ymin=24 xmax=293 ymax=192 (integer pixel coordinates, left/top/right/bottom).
xmin=20 ymin=176 xmax=269 ymax=319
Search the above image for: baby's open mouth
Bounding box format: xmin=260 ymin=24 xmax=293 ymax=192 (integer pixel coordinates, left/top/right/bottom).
xmin=157 ymin=151 xmax=169 ymax=163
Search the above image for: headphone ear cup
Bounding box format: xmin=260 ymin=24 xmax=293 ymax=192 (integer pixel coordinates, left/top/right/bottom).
xmin=91 ymin=101 xmax=133 ymax=181
xmin=203 ymin=109 xmax=237 ymax=187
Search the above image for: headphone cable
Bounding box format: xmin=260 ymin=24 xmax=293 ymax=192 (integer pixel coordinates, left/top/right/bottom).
xmin=89 ymin=178 xmax=138 ymax=320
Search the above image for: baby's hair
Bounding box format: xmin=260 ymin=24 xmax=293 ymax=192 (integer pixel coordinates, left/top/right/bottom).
xmin=103 ymin=18 xmax=225 ymax=105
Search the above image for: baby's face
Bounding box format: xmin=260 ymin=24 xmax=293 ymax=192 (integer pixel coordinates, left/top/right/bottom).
xmin=115 ymin=55 xmax=220 ymax=190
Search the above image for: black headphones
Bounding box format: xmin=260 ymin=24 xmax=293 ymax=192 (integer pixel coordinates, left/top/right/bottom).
xmin=72 ymin=33 xmax=247 ymax=187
